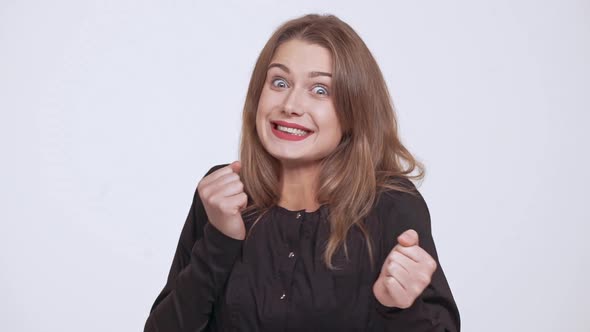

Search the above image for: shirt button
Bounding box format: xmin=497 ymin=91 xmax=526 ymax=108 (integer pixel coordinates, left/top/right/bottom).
xmin=296 ymin=212 xmax=302 ymax=219
xmin=288 ymin=252 xmax=295 ymax=258
xmin=280 ymin=292 xmax=286 ymax=300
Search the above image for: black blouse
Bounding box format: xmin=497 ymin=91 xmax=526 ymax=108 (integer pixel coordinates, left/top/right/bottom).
xmin=144 ymin=165 xmax=460 ymax=331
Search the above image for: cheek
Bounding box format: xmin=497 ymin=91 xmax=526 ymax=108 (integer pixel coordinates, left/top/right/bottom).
xmin=318 ymin=108 xmax=342 ymax=141
xmin=330 ymin=129 xmax=344 ymax=147
xmin=255 ymin=111 xmax=266 ymax=139
xmin=256 ymin=92 xmax=269 ymax=123
xmin=256 ymin=90 xmax=273 ymax=117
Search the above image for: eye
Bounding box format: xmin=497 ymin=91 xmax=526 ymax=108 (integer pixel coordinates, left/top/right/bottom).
xmin=271 ymin=78 xmax=288 ymax=89
xmin=312 ymin=85 xmax=329 ymax=96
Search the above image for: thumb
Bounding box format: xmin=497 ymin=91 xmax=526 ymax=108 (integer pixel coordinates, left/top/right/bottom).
xmin=397 ymin=229 xmax=419 ymax=247
xmin=230 ymin=160 xmax=241 ymax=173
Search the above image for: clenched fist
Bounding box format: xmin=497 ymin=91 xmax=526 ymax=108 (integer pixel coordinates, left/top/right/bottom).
xmin=197 ymin=161 xmax=248 ymax=240
xmin=372 ymin=229 xmax=437 ymax=309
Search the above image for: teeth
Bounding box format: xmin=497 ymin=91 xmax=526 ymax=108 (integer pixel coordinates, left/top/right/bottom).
xmin=276 ymin=124 xmax=310 ymax=136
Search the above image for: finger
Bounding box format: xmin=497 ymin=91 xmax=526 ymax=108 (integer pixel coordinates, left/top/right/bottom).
xmin=384 ymin=275 xmax=408 ymax=299
xmin=230 ymin=160 xmax=241 ymax=173
xmin=200 ymin=164 xmax=236 ymax=186
xmin=384 ymin=260 xmax=411 ymax=289
xmin=213 ymin=178 xmax=244 ymax=198
xmin=397 ymin=229 xmax=419 ymax=247
xmin=385 ymin=249 xmax=418 ymax=274
xmin=395 ymin=245 xmax=437 ymax=271
xmin=213 ymin=172 xmax=241 ymax=188
xmin=200 ymin=172 xmax=240 ymax=199
xmin=235 ymin=192 xmax=249 ymax=210
xmin=225 ymin=192 xmax=248 ymax=213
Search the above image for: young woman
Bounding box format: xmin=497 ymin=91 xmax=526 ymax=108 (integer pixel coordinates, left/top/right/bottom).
xmin=144 ymin=14 xmax=460 ymax=332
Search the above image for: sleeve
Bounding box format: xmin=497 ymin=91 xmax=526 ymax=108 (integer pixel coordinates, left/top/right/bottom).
xmin=144 ymin=164 xmax=242 ymax=332
xmin=372 ymin=186 xmax=461 ymax=332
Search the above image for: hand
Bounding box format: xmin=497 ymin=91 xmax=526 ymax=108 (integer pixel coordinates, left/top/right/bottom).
xmin=372 ymin=229 xmax=437 ymax=308
xmin=197 ymin=161 xmax=247 ymax=240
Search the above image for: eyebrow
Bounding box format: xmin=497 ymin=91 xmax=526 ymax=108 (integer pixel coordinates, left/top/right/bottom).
xmin=267 ymin=63 xmax=332 ymax=78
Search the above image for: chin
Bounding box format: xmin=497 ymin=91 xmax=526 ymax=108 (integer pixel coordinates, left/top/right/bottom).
xmin=276 ymin=154 xmax=323 ymax=166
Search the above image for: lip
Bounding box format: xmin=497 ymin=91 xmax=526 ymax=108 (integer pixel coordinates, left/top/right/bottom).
xmin=271 ymin=120 xmax=314 ymax=132
xmin=271 ymin=125 xmax=313 ymax=141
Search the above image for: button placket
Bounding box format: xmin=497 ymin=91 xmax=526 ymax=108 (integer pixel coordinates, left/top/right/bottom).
xmin=276 ymin=207 xmax=304 ymax=307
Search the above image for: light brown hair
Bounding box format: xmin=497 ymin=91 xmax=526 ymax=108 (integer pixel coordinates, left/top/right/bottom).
xmin=239 ymin=14 xmax=424 ymax=269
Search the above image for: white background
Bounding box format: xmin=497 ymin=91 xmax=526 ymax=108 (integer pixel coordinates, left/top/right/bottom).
xmin=1 ymin=0 xmax=588 ymax=331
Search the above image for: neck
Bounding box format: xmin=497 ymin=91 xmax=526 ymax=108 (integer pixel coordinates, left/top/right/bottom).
xmin=278 ymin=161 xmax=321 ymax=212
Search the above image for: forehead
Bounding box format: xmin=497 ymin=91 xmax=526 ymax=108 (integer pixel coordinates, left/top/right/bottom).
xmin=270 ymin=39 xmax=333 ymax=72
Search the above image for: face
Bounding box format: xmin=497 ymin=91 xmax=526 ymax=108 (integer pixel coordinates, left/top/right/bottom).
xmin=256 ymin=39 xmax=343 ymax=167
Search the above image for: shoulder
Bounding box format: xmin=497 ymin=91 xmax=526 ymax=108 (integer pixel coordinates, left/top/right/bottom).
xmin=377 ymin=177 xmax=429 ymax=216
xmin=373 ymin=177 xmax=432 ymax=238
xmin=372 ymin=177 xmax=440 ymax=260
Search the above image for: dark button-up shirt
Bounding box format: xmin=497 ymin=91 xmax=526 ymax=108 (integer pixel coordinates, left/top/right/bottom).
xmin=144 ymin=165 xmax=460 ymax=331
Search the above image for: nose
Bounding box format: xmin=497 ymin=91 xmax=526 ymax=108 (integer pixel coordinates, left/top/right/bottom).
xmin=282 ymin=87 xmax=304 ymax=116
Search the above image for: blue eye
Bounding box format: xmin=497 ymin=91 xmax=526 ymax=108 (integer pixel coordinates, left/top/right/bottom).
xmin=271 ymin=78 xmax=288 ymax=88
xmin=312 ymin=85 xmax=329 ymax=96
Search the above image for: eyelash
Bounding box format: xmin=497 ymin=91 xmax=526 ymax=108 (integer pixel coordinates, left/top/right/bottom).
xmin=271 ymin=78 xmax=288 ymax=89
xmin=271 ymin=77 xmax=330 ymax=96
xmin=312 ymin=85 xmax=329 ymax=96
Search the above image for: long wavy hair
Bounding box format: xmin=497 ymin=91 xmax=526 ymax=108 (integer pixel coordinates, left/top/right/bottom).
xmin=239 ymin=14 xmax=425 ymax=269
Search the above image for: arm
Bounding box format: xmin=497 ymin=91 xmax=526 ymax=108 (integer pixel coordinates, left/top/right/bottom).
xmin=373 ymin=186 xmax=461 ymax=331
xmin=144 ymin=165 xmax=242 ymax=332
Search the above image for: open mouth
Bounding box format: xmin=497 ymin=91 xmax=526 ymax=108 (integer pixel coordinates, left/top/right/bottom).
xmin=271 ymin=121 xmax=314 ymax=137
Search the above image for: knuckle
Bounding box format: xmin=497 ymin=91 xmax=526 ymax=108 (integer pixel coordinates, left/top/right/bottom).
xmin=417 ymin=272 xmax=431 ymax=285
xmin=385 ymin=277 xmax=397 ymax=289
xmin=391 ymin=251 xmax=403 ymax=261
xmin=384 ymin=255 xmax=393 ymax=265
xmin=240 ymin=192 xmax=248 ymax=201
xmin=208 ymin=195 xmax=222 ymax=207
xmin=201 ymin=194 xmax=212 ymax=205
xmin=428 ymin=259 xmax=438 ymax=271
xmin=388 ymin=252 xmax=397 ymax=262
xmin=219 ymin=199 xmax=231 ymax=211
xmin=388 ymin=262 xmax=397 ymax=273
xmin=229 ymin=173 xmax=239 ymax=181
xmin=389 ymin=250 xmax=402 ymax=262
xmin=412 ymin=284 xmax=424 ymax=296
xmin=199 ymin=187 xmax=210 ymax=199
xmin=399 ymin=297 xmax=413 ymax=309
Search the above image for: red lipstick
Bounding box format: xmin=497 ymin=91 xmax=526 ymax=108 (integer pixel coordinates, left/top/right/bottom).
xmin=272 ymin=120 xmax=313 ymax=132
xmin=270 ymin=121 xmax=314 ymax=141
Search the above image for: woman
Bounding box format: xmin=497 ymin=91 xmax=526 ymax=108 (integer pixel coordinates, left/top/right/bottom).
xmin=144 ymin=14 xmax=460 ymax=331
